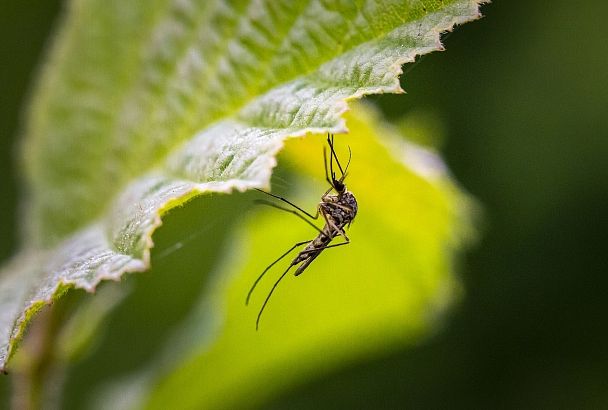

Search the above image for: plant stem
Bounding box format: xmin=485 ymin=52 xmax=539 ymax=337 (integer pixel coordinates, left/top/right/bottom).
xmin=11 ymin=303 xmax=67 ymax=410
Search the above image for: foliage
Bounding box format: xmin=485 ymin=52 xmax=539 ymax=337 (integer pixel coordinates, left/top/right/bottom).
xmin=0 ymin=0 xmax=484 ymax=407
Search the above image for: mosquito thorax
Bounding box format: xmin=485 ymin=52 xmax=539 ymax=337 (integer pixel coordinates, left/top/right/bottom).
xmin=340 ymin=191 xmax=358 ymax=217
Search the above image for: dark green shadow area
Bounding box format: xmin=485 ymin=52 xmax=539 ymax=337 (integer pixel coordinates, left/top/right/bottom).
xmin=0 ymin=374 xmax=7 ymax=405
xmin=0 ymin=1 xmax=63 ymax=406
xmin=0 ymin=0 xmax=63 ymax=261
xmin=61 ymin=191 xmax=257 ymax=408
xmin=0 ymin=0 xmax=61 ymax=262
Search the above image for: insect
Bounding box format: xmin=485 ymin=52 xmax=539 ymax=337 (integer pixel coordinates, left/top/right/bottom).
xmin=246 ymin=134 xmax=358 ymax=330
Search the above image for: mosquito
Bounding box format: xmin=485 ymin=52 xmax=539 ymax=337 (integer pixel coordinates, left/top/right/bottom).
xmin=246 ymin=134 xmax=358 ymax=330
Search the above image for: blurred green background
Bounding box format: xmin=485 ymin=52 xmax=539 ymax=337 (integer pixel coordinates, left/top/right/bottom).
xmin=1 ymin=1 xmax=607 ymax=408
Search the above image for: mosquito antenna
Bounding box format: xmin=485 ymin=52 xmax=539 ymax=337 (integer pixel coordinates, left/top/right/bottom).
xmin=327 ymin=135 xmax=337 ymax=182
xmin=256 ymin=263 xmax=295 ymax=330
xmin=340 ymin=146 xmax=352 ymax=181
xmin=327 ymin=134 xmax=345 ymax=177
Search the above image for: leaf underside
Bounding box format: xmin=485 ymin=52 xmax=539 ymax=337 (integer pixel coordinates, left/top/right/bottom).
xmin=0 ymin=0 xmax=483 ymax=372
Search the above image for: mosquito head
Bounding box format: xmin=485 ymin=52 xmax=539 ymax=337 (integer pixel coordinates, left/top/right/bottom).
xmin=324 ymin=134 xmax=351 ymax=195
xmin=333 ymin=177 xmax=346 ymax=194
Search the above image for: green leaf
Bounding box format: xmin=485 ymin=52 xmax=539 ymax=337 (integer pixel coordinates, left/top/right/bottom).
xmin=86 ymin=105 xmax=472 ymax=409
xmin=0 ymin=0 xmax=483 ymax=372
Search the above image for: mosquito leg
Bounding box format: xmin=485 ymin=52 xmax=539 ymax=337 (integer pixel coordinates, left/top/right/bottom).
xmin=254 ymin=189 xmax=319 ymax=220
xmin=254 ymin=200 xmax=324 ymax=236
xmin=299 ymin=239 xmax=350 ymax=255
xmin=298 ymin=235 xmax=350 ymax=257
xmin=320 ymin=208 xmax=349 ymax=242
xmin=331 ymin=203 xmax=354 ymax=213
xmin=294 ymin=237 xmax=351 ymax=276
xmin=256 ymin=262 xmax=296 ymax=331
xmin=246 ymin=239 xmax=312 ymax=305
xmin=256 ymin=238 xmax=352 ymax=328
xmin=329 ymin=220 xmax=349 ymax=241
xmin=321 ymin=203 xmax=353 ymax=240
xmin=320 ymin=186 xmax=334 ymax=201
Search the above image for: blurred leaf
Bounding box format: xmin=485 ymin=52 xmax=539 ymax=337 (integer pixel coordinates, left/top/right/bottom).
xmin=395 ymin=109 xmax=447 ymax=149
xmin=84 ymin=105 xmax=472 ymax=409
xmin=0 ymin=0 xmax=484 ymax=373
